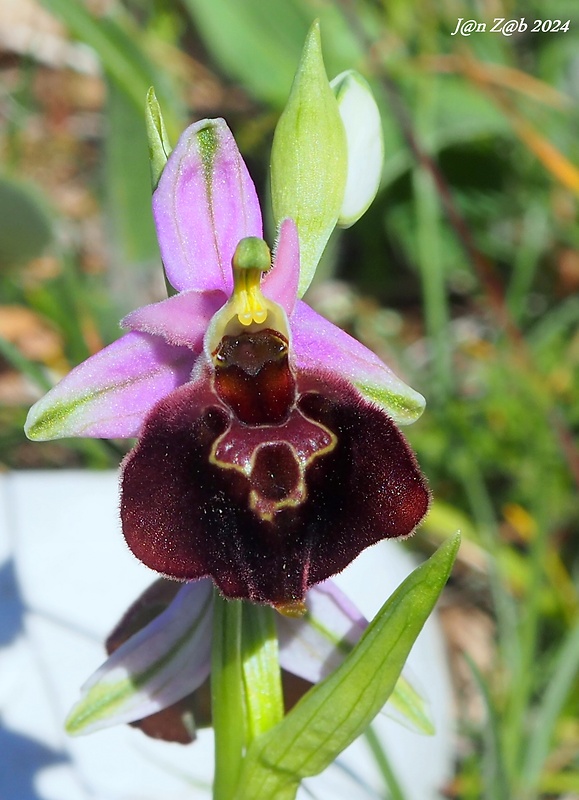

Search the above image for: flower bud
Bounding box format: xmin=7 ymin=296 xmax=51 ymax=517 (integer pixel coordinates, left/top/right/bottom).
xmin=331 ymin=70 xmax=384 ymax=228
xmin=271 ymin=21 xmax=347 ymax=297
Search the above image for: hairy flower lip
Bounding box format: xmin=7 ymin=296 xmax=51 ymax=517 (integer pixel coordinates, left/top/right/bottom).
xmin=119 ymin=359 xmax=430 ymax=605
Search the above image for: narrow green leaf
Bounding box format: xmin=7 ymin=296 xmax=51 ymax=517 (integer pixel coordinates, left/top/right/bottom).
xmin=40 ymin=0 xmax=182 ymax=136
xmin=182 ymin=0 xmax=308 ymax=107
xmin=364 ymin=725 xmax=407 ymax=800
xmin=520 ymin=620 xmax=579 ymax=794
xmin=181 ymin=0 xmax=366 ymax=108
xmin=236 ymin=533 xmax=461 ymax=799
xmin=105 ymin=81 xmax=158 ymax=267
xmin=293 ymin=592 xmax=433 ymax=735
xmin=463 ymin=654 xmax=511 ymax=800
xmin=0 ymin=336 xmax=52 ymax=392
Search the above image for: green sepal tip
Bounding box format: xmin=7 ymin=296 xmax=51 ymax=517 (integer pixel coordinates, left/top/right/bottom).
xmin=146 ymin=87 xmax=172 ymax=190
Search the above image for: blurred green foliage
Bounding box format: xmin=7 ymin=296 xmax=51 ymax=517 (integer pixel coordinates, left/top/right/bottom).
xmin=0 ymin=0 xmax=577 ymax=797
xmin=0 ymin=177 xmax=53 ymax=267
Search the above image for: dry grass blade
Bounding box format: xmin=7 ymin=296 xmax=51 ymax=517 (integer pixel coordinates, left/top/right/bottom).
xmin=426 ymin=53 xmax=572 ymax=110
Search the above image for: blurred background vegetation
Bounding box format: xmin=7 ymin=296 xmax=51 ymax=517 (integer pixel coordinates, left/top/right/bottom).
xmin=0 ymin=0 xmax=577 ymax=798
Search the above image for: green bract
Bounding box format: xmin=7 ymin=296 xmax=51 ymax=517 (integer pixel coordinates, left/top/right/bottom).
xmin=235 ymin=533 xmax=461 ymax=800
xmin=146 ymin=87 xmax=172 ymax=190
xmin=270 ymin=21 xmax=347 ymax=297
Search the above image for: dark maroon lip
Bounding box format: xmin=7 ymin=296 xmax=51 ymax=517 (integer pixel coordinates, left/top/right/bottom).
xmin=120 ymin=352 xmax=430 ymax=608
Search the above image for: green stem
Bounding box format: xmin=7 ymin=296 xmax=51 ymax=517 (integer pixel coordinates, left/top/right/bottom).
xmin=212 ymin=592 xmax=246 ymax=800
xmin=503 ymin=496 xmax=550 ymax=790
xmin=412 ymin=89 xmax=453 ymax=404
xmin=241 ymin=603 xmax=284 ymax=743
xmin=465 ymin=656 xmax=510 ymax=800
xmin=520 ymin=619 xmax=579 ymax=796
xmin=456 ymin=453 xmax=519 ymax=675
xmin=506 ymin=203 xmax=546 ymax=324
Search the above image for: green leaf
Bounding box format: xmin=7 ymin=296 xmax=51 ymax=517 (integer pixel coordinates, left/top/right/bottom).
xmin=0 ymin=177 xmax=52 ymax=268
xmin=271 ymin=21 xmax=347 ymax=297
xmin=364 ymin=725 xmax=407 ymax=800
xmin=105 ymin=81 xmax=159 ymax=267
xmin=40 ymin=0 xmax=182 ymax=137
xmin=463 ymin=654 xmax=510 ymax=800
xmin=0 ymin=335 xmax=52 ymax=392
xmin=181 ymin=0 xmax=367 ymax=108
xmin=520 ymin=620 xmax=579 ymax=793
xmin=235 ymin=533 xmax=461 ymax=799
xmin=182 ymin=0 xmax=309 ymax=107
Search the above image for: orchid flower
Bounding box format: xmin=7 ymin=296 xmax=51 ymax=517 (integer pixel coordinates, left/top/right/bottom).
xmin=25 ymin=26 xmax=429 ymax=613
xmin=65 ymin=575 xmax=432 ymax=739
xmin=21 ymin=29 xmax=459 ymax=794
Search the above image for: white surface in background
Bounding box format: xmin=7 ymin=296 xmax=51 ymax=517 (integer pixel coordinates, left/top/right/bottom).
xmin=0 ymin=471 xmax=454 ymax=800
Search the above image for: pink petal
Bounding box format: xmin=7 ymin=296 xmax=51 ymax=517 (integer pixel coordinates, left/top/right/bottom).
xmin=122 ymin=289 xmax=226 ymax=350
xmin=24 ymin=332 xmax=197 ymax=440
xmin=153 ymin=118 xmax=263 ymax=294
xmin=277 ymin=580 xmax=367 ymax=684
xmin=291 ymin=301 xmax=426 ymax=425
xmin=262 ymin=218 xmax=300 ymax=315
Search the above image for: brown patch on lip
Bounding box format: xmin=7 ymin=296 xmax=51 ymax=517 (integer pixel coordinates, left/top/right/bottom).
xmin=214 ymin=329 xmax=294 ymax=425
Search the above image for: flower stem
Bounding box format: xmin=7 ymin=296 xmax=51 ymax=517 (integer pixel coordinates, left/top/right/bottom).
xmin=211 ymin=591 xmax=246 ymax=800
xmin=241 ymin=603 xmax=284 ymax=743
